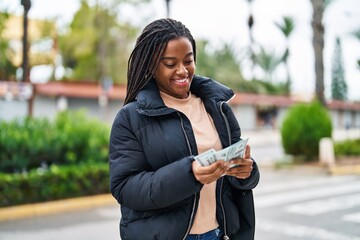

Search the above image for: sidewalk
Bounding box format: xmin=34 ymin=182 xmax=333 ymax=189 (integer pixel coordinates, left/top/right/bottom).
xmin=243 ymin=128 xmax=360 ymax=147
xmin=0 ymin=194 xmax=117 ymax=222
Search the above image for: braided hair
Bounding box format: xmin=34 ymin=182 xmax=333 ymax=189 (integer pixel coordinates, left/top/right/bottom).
xmin=124 ymin=18 xmax=196 ymax=105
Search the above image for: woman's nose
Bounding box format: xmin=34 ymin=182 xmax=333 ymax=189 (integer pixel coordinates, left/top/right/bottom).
xmin=176 ymin=64 xmax=188 ymax=75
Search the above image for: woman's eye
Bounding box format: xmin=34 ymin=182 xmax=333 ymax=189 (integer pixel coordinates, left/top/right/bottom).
xmin=164 ymin=63 xmax=175 ymax=68
xmin=185 ymin=60 xmax=193 ymax=65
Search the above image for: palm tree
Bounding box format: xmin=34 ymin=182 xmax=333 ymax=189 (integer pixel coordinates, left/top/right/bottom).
xmin=310 ymin=0 xmax=333 ymax=105
xmin=253 ymin=46 xmax=283 ymax=83
xmin=275 ymin=16 xmax=295 ymax=95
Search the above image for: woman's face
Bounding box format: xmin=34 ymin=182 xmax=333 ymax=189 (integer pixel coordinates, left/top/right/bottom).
xmin=154 ymin=37 xmax=195 ymax=99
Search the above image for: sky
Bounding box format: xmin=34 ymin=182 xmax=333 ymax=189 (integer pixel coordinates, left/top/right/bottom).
xmin=1 ymin=0 xmax=360 ymax=101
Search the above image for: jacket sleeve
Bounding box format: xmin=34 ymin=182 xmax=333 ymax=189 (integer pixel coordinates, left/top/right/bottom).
xmin=109 ymin=107 xmax=202 ymax=211
xmin=222 ymin=102 xmax=260 ymax=190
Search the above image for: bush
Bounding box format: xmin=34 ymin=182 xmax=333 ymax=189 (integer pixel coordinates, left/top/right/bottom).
xmin=0 ymin=110 xmax=110 ymax=173
xmin=0 ymin=117 xmax=54 ymax=172
xmin=281 ymin=100 xmax=332 ymax=161
xmin=52 ymin=110 xmax=110 ymax=165
xmin=0 ymin=163 xmax=109 ymax=207
xmin=334 ymin=138 xmax=360 ymax=157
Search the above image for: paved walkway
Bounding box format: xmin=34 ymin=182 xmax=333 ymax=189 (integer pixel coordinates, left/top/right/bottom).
xmin=243 ymin=128 xmax=360 ymax=147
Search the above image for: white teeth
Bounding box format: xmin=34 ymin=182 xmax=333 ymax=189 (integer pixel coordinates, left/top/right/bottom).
xmin=174 ymin=78 xmax=187 ymax=83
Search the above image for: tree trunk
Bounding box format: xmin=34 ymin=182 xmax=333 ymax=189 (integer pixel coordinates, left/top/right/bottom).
xmin=310 ymin=0 xmax=326 ymax=106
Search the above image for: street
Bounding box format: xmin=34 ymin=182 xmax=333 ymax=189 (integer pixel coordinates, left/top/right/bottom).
xmin=1 ymin=167 xmax=360 ymax=240
xmin=1 ymin=129 xmax=360 ymax=240
xmin=255 ymin=168 xmax=360 ymax=240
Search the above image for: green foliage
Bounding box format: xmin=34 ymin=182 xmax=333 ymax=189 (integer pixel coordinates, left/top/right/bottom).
xmin=334 ymin=138 xmax=360 ymax=157
xmin=196 ymin=40 xmax=245 ymax=85
xmin=274 ymin=16 xmax=295 ymax=38
xmin=0 ymin=110 xmax=110 ymax=173
xmin=274 ymin=16 xmax=295 ymax=95
xmin=281 ymin=101 xmax=332 ymax=160
xmin=59 ymin=1 xmax=139 ymax=84
xmin=253 ymin=46 xmax=283 ymax=82
xmin=331 ymin=37 xmax=347 ymax=100
xmin=195 ymin=40 xmax=288 ymax=95
xmin=0 ymin=12 xmax=16 ymax=80
xmin=0 ymin=163 xmax=109 ymax=207
xmin=0 ymin=117 xmax=54 ymax=172
xmin=53 ymin=110 xmax=110 ymax=165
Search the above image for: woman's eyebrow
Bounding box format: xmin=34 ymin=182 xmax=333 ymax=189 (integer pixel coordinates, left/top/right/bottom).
xmin=161 ymin=52 xmax=194 ymax=60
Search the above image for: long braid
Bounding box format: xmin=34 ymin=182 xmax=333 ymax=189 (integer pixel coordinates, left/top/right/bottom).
xmin=124 ymin=18 xmax=196 ymax=105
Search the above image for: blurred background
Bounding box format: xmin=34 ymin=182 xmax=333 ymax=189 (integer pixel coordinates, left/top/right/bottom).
xmin=0 ymin=0 xmax=360 ymax=240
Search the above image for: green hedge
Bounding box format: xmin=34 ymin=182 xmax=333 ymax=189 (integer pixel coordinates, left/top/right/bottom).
xmin=334 ymin=138 xmax=360 ymax=157
xmin=0 ymin=110 xmax=110 ymax=173
xmin=0 ymin=163 xmax=109 ymax=207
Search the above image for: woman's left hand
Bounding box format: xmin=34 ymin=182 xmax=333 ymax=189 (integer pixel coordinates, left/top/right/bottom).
xmin=225 ymin=145 xmax=253 ymax=179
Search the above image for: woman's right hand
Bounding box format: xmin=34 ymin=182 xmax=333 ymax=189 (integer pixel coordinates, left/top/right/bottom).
xmin=192 ymin=160 xmax=229 ymax=184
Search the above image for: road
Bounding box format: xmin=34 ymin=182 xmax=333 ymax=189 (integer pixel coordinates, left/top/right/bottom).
xmin=1 ymin=129 xmax=359 ymax=240
xmin=255 ymin=169 xmax=360 ymax=240
xmin=1 ymin=168 xmax=360 ymax=240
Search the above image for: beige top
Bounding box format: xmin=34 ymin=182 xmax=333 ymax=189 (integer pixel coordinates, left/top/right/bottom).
xmin=160 ymin=91 xmax=222 ymax=234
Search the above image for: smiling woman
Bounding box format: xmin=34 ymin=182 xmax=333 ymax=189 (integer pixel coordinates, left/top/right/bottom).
xmin=108 ymin=18 xmax=260 ymax=240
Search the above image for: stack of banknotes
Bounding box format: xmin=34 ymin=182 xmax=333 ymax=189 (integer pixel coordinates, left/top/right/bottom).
xmin=194 ymin=138 xmax=249 ymax=167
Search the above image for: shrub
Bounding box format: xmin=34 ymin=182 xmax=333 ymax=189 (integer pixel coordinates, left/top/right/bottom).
xmin=334 ymin=138 xmax=360 ymax=157
xmin=0 ymin=163 xmax=109 ymax=207
xmin=0 ymin=117 xmax=54 ymax=172
xmin=0 ymin=110 xmax=110 ymax=173
xmin=52 ymin=110 xmax=110 ymax=165
xmin=281 ymin=100 xmax=332 ymax=160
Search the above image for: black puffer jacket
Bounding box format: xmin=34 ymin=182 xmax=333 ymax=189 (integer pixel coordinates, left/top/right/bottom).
xmin=109 ymin=75 xmax=260 ymax=240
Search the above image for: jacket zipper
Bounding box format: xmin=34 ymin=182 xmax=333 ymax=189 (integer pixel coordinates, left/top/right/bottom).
xmin=220 ymin=101 xmax=231 ymax=240
xmin=178 ymin=112 xmax=198 ymax=240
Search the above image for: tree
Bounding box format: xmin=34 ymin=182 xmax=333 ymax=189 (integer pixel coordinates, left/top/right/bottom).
xmin=195 ymin=40 xmax=246 ymax=89
xmin=331 ymin=37 xmax=347 ymax=100
xmin=310 ymin=0 xmax=333 ymax=105
xmin=59 ymin=0 xmax=145 ymax=84
xmin=253 ymin=46 xmax=283 ymax=83
xmin=275 ymin=16 xmax=295 ymax=95
xmin=0 ymin=12 xmax=16 ymax=80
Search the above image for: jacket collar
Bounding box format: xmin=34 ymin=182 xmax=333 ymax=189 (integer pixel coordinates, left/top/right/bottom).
xmin=136 ymin=75 xmax=235 ymax=116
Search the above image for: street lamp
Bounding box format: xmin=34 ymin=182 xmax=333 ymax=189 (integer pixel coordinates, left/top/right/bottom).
xmin=21 ymin=0 xmax=31 ymax=83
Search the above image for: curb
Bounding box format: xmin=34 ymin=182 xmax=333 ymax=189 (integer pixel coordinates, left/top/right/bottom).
xmin=259 ymin=161 xmax=360 ymax=176
xmin=0 ymin=194 xmax=117 ymax=222
xmin=328 ymin=164 xmax=360 ymax=175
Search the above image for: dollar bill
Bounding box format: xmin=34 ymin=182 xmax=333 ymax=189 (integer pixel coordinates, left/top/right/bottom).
xmin=219 ymin=138 xmax=249 ymax=162
xmin=194 ymin=149 xmax=217 ymax=166
xmin=194 ymin=138 xmax=249 ymax=167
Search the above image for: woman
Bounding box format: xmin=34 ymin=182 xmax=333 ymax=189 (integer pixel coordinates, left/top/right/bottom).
xmin=109 ymin=18 xmax=260 ymax=240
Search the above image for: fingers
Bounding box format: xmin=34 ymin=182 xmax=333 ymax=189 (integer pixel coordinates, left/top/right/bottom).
xmin=192 ymin=160 xmax=228 ymax=184
xmin=192 ymin=144 xmax=253 ymax=182
xmin=226 ymin=152 xmax=253 ymax=179
xmin=244 ymin=144 xmax=251 ymax=159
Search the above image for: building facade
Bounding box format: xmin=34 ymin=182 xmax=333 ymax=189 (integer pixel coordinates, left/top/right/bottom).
xmin=1 ymin=81 xmax=360 ymax=131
